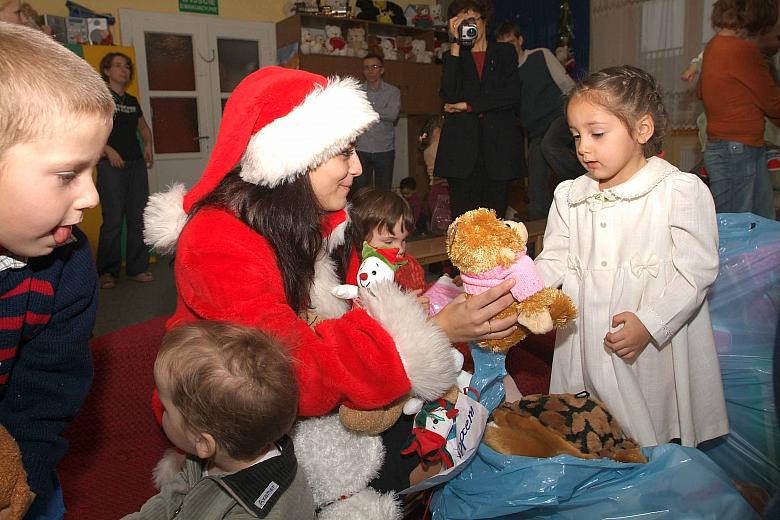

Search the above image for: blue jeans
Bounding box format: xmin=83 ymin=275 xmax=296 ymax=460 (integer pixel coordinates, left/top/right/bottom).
xmin=25 ymin=476 xmax=64 ymax=520
xmin=704 ymin=140 xmax=774 ymax=218
xmin=355 ymin=150 xmax=395 ymax=190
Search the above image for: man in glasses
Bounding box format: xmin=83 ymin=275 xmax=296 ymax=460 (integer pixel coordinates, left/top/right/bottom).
xmin=355 ymin=53 xmax=401 ymax=190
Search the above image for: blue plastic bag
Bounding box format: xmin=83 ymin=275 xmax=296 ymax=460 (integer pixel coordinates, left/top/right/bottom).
xmin=701 ymin=213 xmax=780 ymax=493
xmin=429 ymin=347 xmax=758 ymax=519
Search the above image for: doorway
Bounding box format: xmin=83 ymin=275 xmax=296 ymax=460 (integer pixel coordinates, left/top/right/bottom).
xmin=120 ymin=9 xmax=276 ymax=192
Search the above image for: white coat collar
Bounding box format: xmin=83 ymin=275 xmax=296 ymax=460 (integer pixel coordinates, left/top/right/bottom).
xmin=568 ymin=156 xmax=676 ymax=207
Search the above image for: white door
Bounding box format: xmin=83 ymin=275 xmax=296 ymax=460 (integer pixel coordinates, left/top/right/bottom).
xmin=120 ymin=9 xmax=276 ymax=193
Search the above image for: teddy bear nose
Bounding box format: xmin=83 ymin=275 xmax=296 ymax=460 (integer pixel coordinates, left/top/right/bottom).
xmin=359 ymin=273 xmax=368 ymax=281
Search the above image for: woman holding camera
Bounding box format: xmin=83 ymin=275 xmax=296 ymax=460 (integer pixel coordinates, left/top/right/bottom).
xmin=433 ymin=0 xmax=523 ymax=220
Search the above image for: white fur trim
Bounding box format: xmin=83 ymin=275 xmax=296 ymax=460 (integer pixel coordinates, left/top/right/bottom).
xmin=360 ymin=280 xmax=458 ymax=401
xmin=310 ymin=251 xmax=351 ymax=319
xmin=325 ymin=218 xmax=349 ymax=253
xmin=320 ymin=488 xmax=402 ymax=520
xmin=152 ymin=448 xmax=186 ymax=489
xmin=143 ymin=184 xmax=188 ymax=254
xmin=241 ymin=76 xmax=378 ymax=187
xmin=293 ymin=415 xmax=386 ymax=507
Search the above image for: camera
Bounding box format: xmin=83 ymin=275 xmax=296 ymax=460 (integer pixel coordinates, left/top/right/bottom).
xmin=457 ymin=17 xmax=478 ymax=47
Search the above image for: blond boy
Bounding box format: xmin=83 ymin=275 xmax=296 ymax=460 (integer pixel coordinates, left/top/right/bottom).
xmin=125 ymin=321 xmax=314 ymax=520
xmin=0 ymin=21 xmax=113 ymax=519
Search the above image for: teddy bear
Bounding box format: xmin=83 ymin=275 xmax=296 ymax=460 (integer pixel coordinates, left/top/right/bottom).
xmin=0 ymin=425 xmax=31 ymax=520
xmin=300 ymin=27 xmax=315 ymax=55
xmin=379 ymin=37 xmax=397 ymax=61
xmin=293 ymin=415 xmax=402 ymax=520
xmin=311 ymin=30 xmax=327 ymax=55
xmin=446 ymin=208 xmax=577 ymax=352
xmin=483 ymin=392 xmax=647 ymax=464
xmin=430 ymin=4 xmax=445 ymax=27
xmin=413 ymin=6 xmax=433 ymax=28
xmin=346 ymin=26 xmax=368 ymax=58
xmin=325 ymin=24 xmax=348 ymax=56
xmin=410 ymin=39 xmax=433 ymax=63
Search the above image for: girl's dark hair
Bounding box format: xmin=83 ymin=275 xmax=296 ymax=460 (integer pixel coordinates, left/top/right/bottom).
xmin=566 ymin=65 xmax=668 ymax=158
xmin=711 ymin=0 xmax=779 ymax=36
xmin=447 ymin=0 xmax=493 ymax=23
xmin=99 ymin=52 xmax=134 ymax=82
xmin=346 ymin=187 xmax=414 ymax=253
xmin=190 ymin=168 xmax=327 ymax=314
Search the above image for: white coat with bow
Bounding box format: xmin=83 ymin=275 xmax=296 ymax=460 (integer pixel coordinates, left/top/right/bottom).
xmin=535 ymin=157 xmax=728 ymax=447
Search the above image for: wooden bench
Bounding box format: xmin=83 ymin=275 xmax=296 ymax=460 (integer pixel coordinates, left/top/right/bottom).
xmin=407 ymin=218 xmax=547 ymax=265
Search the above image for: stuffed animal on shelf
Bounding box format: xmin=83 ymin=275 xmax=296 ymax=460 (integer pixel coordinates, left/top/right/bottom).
xmin=355 ymin=0 xmax=406 ymax=25
xmin=293 ymin=415 xmax=402 ymax=520
xmin=311 ymin=30 xmax=327 ymax=54
xmin=300 ymin=27 xmax=315 ymax=54
xmin=346 ymin=26 xmax=368 ymax=58
xmin=379 ymin=37 xmax=397 ymax=60
xmin=410 ymin=39 xmax=433 ymax=63
xmin=413 ymin=6 xmax=433 ymax=28
xmin=446 ymin=208 xmax=577 ymax=352
xmin=483 ymin=391 xmax=648 ymax=464
xmin=325 ymin=24 xmax=348 ymax=56
xmin=430 ymin=4 xmax=445 ymax=27
xmin=0 ymin=425 xmax=31 ymax=520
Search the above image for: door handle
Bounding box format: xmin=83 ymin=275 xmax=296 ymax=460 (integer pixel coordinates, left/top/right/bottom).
xmin=193 ymin=136 xmax=210 ymax=141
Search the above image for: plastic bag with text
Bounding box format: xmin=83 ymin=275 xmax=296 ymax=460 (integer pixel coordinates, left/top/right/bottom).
xmin=428 ymin=345 xmax=757 ymax=519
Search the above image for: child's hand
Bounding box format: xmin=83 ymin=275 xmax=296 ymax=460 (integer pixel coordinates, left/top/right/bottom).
xmin=604 ymin=312 xmax=651 ymax=362
xmin=410 ymin=289 xmax=430 ymax=314
xmin=444 ymin=102 xmax=468 ymax=113
xmin=680 ymin=64 xmax=698 ymax=82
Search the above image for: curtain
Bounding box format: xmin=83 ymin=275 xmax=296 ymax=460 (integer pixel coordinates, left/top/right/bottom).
xmin=591 ymin=0 xmax=705 ymax=130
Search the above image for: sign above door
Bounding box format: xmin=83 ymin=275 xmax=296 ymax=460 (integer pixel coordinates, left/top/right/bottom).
xmin=179 ymin=0 xmax=218 ymax=16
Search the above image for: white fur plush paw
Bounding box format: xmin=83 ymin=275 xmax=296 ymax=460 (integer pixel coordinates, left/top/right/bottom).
xmin=152 ymin=448 xmax=186 ymax=489
xmin=518 ymin=310 xmax=554 ymax=335
xmin=319 ymin=488 xmax=402 ymax=520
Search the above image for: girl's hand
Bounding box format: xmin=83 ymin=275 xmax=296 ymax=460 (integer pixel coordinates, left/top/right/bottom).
xmin=143 ymin=146 xmax=154 ymax=167
xmin=410 ymin=289 xmax=430 ymax=314
xmin=444 ymin=102 xmax=468 ymax=113
xmin=604 ymin=312 xmax=651 ymax=361
xmin=433 ymin=279 xmax=518 ymax=343
xmin=680 ymin=64 xmax=698 ymax=82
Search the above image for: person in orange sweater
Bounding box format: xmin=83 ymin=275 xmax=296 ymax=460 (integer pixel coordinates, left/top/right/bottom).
xmin=698 ymin=0 xmax=780 ymax=219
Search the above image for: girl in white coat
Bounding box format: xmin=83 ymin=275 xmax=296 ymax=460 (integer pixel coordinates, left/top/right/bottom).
xmin=535 ymin=65 xmax=728 ymax=447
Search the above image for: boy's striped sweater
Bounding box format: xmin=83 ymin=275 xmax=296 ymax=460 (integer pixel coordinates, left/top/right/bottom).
xmin=0 ymin=227 xmax=97 ymax=501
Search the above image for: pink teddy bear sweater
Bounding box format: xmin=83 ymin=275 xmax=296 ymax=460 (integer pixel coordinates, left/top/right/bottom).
xmin=459 ymin=252 xmax=544 ymax=302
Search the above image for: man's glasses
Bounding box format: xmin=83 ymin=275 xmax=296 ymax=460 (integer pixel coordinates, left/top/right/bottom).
xmin=363 ymin=64 xmax=382 ymax=70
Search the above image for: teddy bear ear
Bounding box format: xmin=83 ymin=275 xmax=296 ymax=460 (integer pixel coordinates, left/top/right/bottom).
xmin=445 ymin=220 xmax=459 ymax=252
xmin=499 ymin=247 xmax=517 ymax=264
xmin=505 ymin=220 xmax=528 ymax=243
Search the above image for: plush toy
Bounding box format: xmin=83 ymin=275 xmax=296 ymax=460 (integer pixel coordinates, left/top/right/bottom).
xmin=430 ymin=4 xmax=445 ymax=27
xmin=555 ymin=42 xmax=576 ymax=74
xmin=446 ymin=208 xmax=577 ymax=352
xmin=0 ymin=425 xmax=31 ymax=520
xmin=325 ymin=24 xmax=348 ymax=56
xmin=483 ymin=392 xmax=648 ymax=464
xmin=379 ymin=37 xmax=397 ymax=61
xmin=355 ymin=0 xmax=406 ymax=25
xmin=332 ymin=242 xmax=405 ymax=301
xmin=401 ymin=398 xmax=459 ymax=470
xmin=433 ymin=39 xmax=450 ymax=63
xmin=346 ymin=26 xmax=368 ymax=58
xmin=300 ymin=27 xmax=315 ymax=55
xmin=410 ymin=39 xmax=433 ymax=63
xmin=293 ymin=415 xmax=402 ymax=520
xmin=395 ymin=35 xmax=413 ymax=61
xmin=311 ymin=31 xmax=327 ymax=55
xmin=413 ymin=6 xmax=433 ymax=28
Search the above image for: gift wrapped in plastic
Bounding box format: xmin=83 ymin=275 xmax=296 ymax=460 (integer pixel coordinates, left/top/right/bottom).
xmin=700 ymin=213 xmax=780 ymax=494
xmin=429 ymin=346 xmax=758 ymax=519
xmin=424 ymin=275 xmax=464 ymax=316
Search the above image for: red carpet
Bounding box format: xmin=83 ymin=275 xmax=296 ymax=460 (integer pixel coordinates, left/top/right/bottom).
xmin=58 ymin=317 xmax=553 ymax=519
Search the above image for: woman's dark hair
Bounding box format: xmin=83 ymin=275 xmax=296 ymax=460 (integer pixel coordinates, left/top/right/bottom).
xmin=711 ymin=0 xmax=779 ymax=36
xmin=447 ymin=0 xmax=493 ymax=23
xmin=190 ymin=168 xmax=326 ymax=314
xmin=99 ymin=52 xmax=134 ymax=82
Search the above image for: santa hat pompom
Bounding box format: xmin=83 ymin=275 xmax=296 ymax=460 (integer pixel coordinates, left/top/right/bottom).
xmin=143 ymin=183 xmax=188 ymax=254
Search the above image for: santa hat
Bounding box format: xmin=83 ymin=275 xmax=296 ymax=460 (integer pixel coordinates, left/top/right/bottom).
xmin=361 ymin=242 xmax=408 ymax=271
xmin=143 ymin=66 xmax=379 ymax=254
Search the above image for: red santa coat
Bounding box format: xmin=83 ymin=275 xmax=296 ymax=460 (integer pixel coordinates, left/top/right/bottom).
xmin=168 ymin=207 xmax=455 ymax=417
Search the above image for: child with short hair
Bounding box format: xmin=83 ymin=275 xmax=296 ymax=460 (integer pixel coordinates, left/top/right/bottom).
xmin=535 ymin=65 xmax=728 ymax=447
xmin=348 ymin=186 xmax=426 ymax=293
xmin=399 ymin=176 xmax=425 ymax=235
xmin=0 ymin=21 xmax=114 ymax=518
xmin=125 ymin=321 xmax=314 ymax=519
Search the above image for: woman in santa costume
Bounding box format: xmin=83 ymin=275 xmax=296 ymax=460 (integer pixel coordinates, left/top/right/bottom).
xmin=143 ymin=66 xmax=518 ymax=491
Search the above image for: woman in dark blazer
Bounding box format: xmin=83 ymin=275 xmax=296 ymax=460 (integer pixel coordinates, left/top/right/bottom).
xmin=433 ymin=0 xmax=523 ymax=220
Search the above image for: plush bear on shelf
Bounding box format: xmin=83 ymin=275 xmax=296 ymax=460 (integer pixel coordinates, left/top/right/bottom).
xmin=300 ymin=27 xmax=315 ymax=54
xmin=0 ymin=425 xmax=31 ymax=520
xmin=325 ymin=24 xmax=348 ymax=56
xmin=410 ymin=39 xmax=433 ymax=63
xmin=446 ymin=208 xmax=577 ymax=352
xmin=379 ymin=37 xmax=397 ymax=60
xmin=346 ymin=26 xmax=368 ymax=58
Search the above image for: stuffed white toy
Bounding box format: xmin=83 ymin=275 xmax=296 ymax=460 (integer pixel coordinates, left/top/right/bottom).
xmin=300 ymin=28 xmax=315 ymax=55
xmin=325 ymin=24 xmax=348 ymax=56
xmin=346 ymin=26 xmax=368 ymax=58
xmin=293 ymin=415 xmax=402 ymax=520
xmin=380 ymin=37 xmax=397 ymax=61
xmin=332 ymin=242 xmax=403 ymax=300
xmin=410 ymin=39 xmax=432 ymax=63
xmin=311 ymin=30 xmax=327 ymax=54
